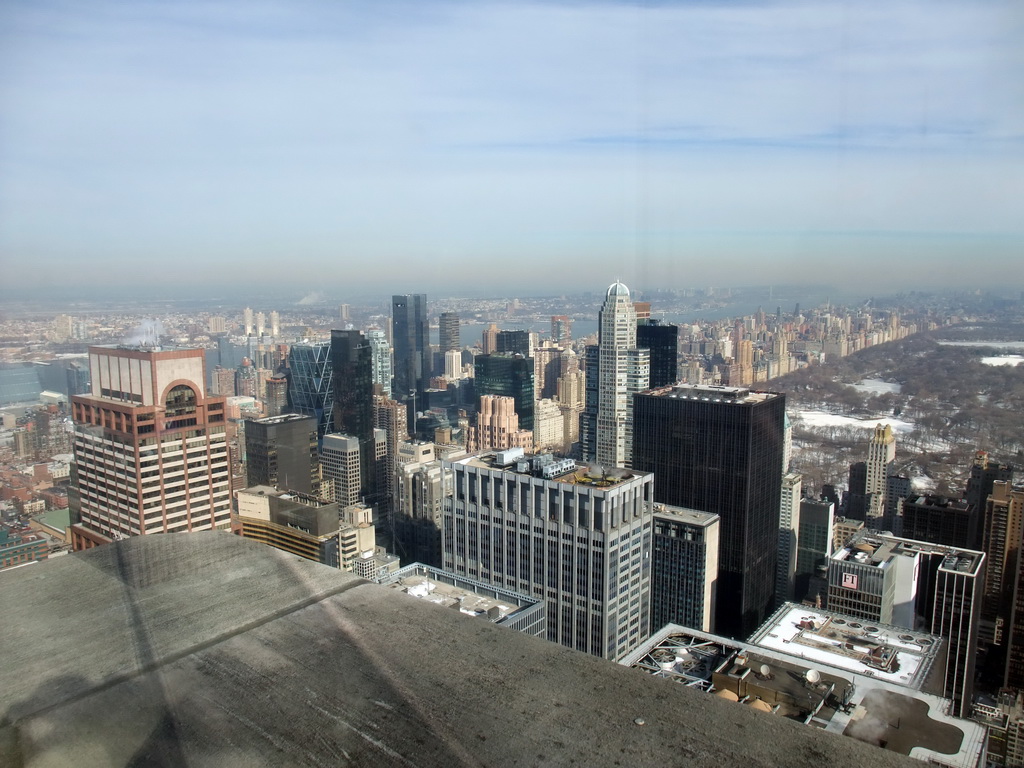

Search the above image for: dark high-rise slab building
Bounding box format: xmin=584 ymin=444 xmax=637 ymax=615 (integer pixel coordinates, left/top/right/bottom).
xmin=331 ymin=330 xmax=376 ymax=500
xmin=474 ymin=354 xmax=534 ymax=430
xmin=633 ymin=384 xmax=785 ymax=639
xmin=967 ymin=451 xmax=1014 ymax=518
xmin=392 ymin=294 xmax=429 ymax=407
xmin=244 ymin=414 xmax=319 ymax=496
xmin=636 ymin=319 xmax=678 ymax=389
xmin=496 ymin=330 xmax=530 ymax=356
xmin=651 ymin=505 xmax=719 ymax=634
xmin=901 ymin=495 xmax=978 ymax=549
xmin=439 ymin=311 xmax=461 ymax=353
xmin=579 ymin=345 xmax=599 ymax=461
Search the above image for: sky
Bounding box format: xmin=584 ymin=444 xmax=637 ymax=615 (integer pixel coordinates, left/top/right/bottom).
xmin=1 ymin=0 xmax=1022 ymax=300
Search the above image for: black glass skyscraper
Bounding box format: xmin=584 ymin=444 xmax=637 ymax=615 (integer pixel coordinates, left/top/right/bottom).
xmin=392 ymin=294 xmax=429 ymax=413
xmin=637 ymin=319 xmax=679 ymax=389
xmin=496 ymin=330 xmax=530 ymax=356
xmin=331 ymin=330 xmax=375 ymax=500
xmin=633 ymin=385 xmax=785 ymax=639
xmin=474 ymin=354 xmax=534 ymax=430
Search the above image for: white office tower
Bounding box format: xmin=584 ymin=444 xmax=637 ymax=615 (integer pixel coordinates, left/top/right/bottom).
xmin=775 ymin=471 xmax=803 ymax=605
xmin=269 ymin=311 xmax=280 ymax=338
xmin=255 ymin=311 xmax=266 ymax=338
xmin=444 ymin=349 xmax=463 ymax=381
xmin=321 ymin=434 xmax=361 ymax=507
xmin=444 ymin=449 xmax=654 ymax=660
xmin=243 ymin=307 xmax=254 ymax=336
xmin=596 ymin=282 xmax=649 ymax=468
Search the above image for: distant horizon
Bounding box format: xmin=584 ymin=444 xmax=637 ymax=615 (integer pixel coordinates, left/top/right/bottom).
xmin=1 ymin=280 xmax=1015 ymax=320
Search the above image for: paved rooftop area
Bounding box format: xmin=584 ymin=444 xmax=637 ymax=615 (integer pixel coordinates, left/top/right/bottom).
xmin=0 ymin=533 xmax=919 ymax=767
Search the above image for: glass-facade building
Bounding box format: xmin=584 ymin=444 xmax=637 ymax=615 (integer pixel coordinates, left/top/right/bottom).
xmin=632 ymin=384 xmax=785 ymax=639
xmin=287 ymin=342 xmax=334 ymax=441
xmin=392 ymin=294 xmax=429 ymax=402
xmin=331 ymin=330 xmax=376 ymax=500
xmin=636 ymin=320 xmax=679 ymax=389
xmin=474 ymin=354 xmax=535 ymax=430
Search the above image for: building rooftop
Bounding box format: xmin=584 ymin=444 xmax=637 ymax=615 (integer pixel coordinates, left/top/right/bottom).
xmin=833 ymin=531 xmax=984 ymax=575
xmin=652 ymin=504 xmax=719 ymax=528
xmin=250 ymin=413 xmax=316 ymax=426
xmin=646 ymin=383 xmax=782 ymax=404
xmin=748 ymin=604 xmax=944 ymax=691
xmin=624 ymin=615 xmax=985 ymax=768
xmin=452 ymin=451 xmax=648 ymax=489
xmin=0 ymin=534 xmax=920 ymax=767
xmin=384 ymin=571 xmax=524 ymax=621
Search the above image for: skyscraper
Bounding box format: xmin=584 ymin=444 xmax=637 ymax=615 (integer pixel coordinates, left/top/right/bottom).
xmin=633 ymin=384 xmax=785 ymax=638
xmin=439 ymin=311 xmax=460 ymax=353
xmin=650 ymin=505 xmax=719 ymax=634
xmin=443 ymin=449 xmax=654 ymax=660
xmin=981 ymin=481 xmax=1024 ymax=690
xmin=392 ymin=294 xmax=429 ymax=413
xmin=474 ymin=354 xmax=534 ymax=430
xmin=636 ymin=319 xmax=678 ymax=389
xmin=264 ymin=376 xmax=288 ymax=417
xmin=590 ymin=282 xmax=649 ymax=468
xmin=244 ymin=414 xmax=319 ymax=496
xmin=551 ymin=315 xmax=571 ymax=346
xmin=966 ymin=451 xmax=1014 ymax=519
xmin=331 ymin=330 xmax=375 ymax=501
xmin=776 ymin=471 xmax=803 ymax=605
xmin=496 ymin=330 xmax=530 ymax=356
xmin=866 ymin=423 xmax=896 ymax=521
xmin=321 ymin=434 xmax=362 ymax=507
xmin=367 ymin=328 xmax=392 ymax=398
xmin=287 ymin=342 xmax=333 ymax=441
xmin=68 ymin=345 xmax=232 ymax=550
xmin=794 ymin=497 xmax=835 ymax=603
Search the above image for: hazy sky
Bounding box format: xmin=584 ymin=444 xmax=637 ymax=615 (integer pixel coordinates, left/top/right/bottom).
xmin=1 ymin=0 xmax=1021 ymax=299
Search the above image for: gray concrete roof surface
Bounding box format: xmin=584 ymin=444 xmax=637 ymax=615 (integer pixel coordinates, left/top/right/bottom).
xmin=0 ymin=532 xmax=920 ymax=767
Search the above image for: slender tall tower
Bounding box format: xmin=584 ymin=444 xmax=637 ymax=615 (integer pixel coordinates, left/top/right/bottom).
xmin=439 ymin=311 xmax=460 ymax=353
xmin=331 ymin=330 xmax=375 ymax=500
xmin=594 ymin=282 xmax=648 ymax=468
xmin=866 ymin=424 xmax=896 ymax=521
xmin=391 ymin=294 xmax=429 ymax=418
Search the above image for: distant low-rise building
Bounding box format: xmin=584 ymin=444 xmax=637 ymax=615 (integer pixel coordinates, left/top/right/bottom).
xmin=0 ymin=528 xmax=47 ymax=570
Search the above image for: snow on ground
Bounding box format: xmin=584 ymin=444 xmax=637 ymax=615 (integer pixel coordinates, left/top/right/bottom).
xmin=911 ymin=474 xmax=937 ymax=491
xmin=792 ymin=410 xmax=916 ymax=434
xmin=981 ymin=355 xmax=1024 ymax=367
xmin=937 ymin=341 xmax=1024 ymax=350
xmin=851 ymin=378 xmax=902 ymax=395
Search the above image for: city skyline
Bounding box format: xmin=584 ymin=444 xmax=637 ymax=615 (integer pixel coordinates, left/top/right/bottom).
xmin=2 ymin=0 xmax=1022 ymax=297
